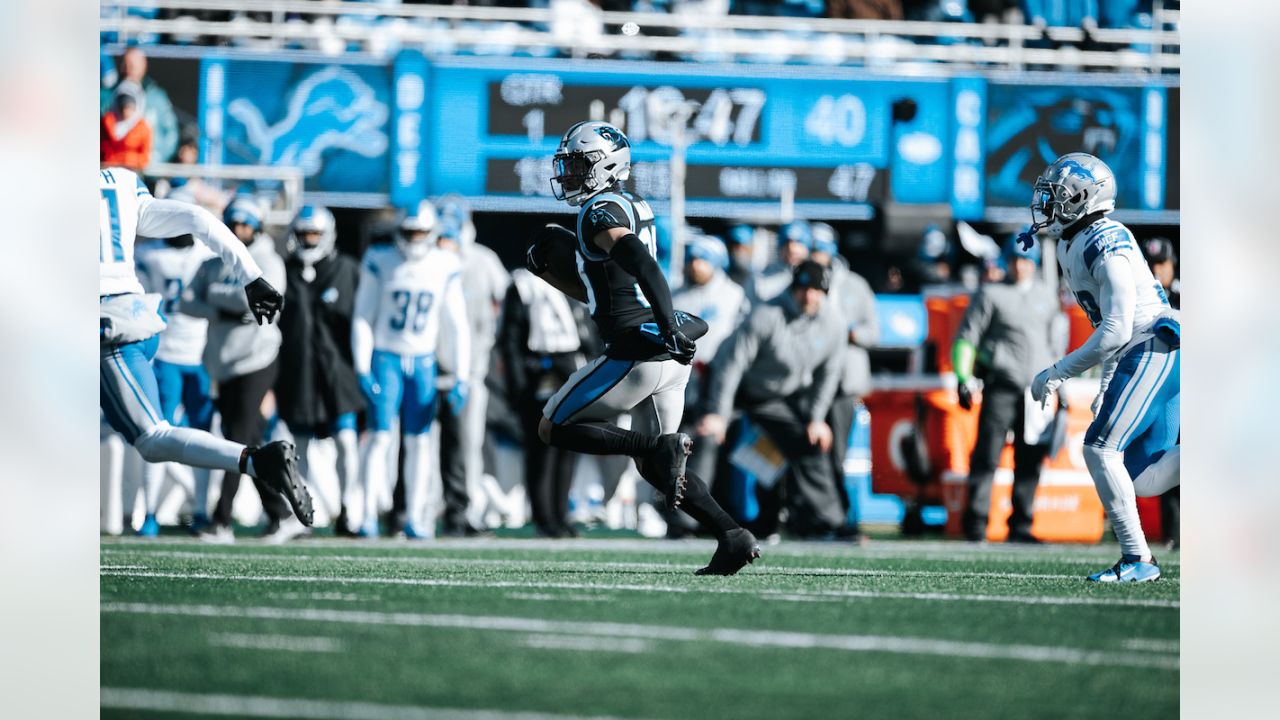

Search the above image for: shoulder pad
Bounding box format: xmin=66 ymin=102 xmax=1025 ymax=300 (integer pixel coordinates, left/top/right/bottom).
xmin=1082 ymin=220 xmax=1135 ymax=272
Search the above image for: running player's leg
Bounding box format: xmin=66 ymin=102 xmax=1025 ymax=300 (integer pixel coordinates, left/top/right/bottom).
xmin=137 ymin=359 xmax=185 ymax=535
xmin=400 ymin=354 xmax=438 ymax=537
xmin=182 ymin=364 xmax=215 ymax=527
xmin=101 ymin=340 xmax=247 ymax=475
xmin=1125 ymin=352 xmax=1181 ymax=498
xmin=359 ymin=350 xmax=404 ymax=536
xmin=1082 ymin=340 xmax=1178 ymax=581
xmin=538 ymin=356 xmax=669 ymax=454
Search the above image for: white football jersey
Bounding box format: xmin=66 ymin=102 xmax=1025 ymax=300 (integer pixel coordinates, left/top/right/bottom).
xmin=673 ymin=271 xmax=748 ymax=362
xmin=1060 ymin=217 xmax=1173 ymax=353
xmin=100 ymin=166 xmax=261 ymax=298
xmin=356 ymin=244 xmax=467 ymax=361
xmin=135 ymin=240 xmax=214 ymax=366
xmin=99 ymin=167 xmax=152 ymax=296
xmin=511 ymin=268 xmax=582 ymax=354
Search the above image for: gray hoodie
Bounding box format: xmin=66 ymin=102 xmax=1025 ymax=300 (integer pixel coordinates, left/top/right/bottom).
xmin=706 ymin=289 xmax=847 ymax=423
xmin=183 ymin=234 xmax=286 ymax=382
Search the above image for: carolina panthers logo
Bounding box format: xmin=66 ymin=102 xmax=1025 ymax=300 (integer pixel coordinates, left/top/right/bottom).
xmin=227 ymin=66 xmax=389 ymax=177
xmin=595 ymin=125 xmax=629 ymax=151
xmin=589 ymin=207 xmax=615 ymax=227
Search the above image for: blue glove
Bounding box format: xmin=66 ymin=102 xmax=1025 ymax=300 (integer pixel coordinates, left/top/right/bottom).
xmin=359 ymin=373 xmax=381 ymax=402
xmin=448 ymin=381 xmax=469 ymax=416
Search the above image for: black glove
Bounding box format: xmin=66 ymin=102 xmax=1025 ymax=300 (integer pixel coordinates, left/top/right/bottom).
xmin=665 ymin=329 xmax=696 ymax=366
xmin=957 ymin=381 xmax=974 ymax=411
xmin=244 ymin=277 xmax=284 ymax=325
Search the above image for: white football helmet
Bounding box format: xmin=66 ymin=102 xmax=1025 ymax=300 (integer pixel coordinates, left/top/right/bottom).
xmin=287 ymin=204 xmax=336 ymax=266
xmin=550 ymin=121 xmax=631 ymax=206
xmin=1029 ymin=152 xmax=1117 ymax=240
xmin=396 ymin=200 xmax=438 ymax=260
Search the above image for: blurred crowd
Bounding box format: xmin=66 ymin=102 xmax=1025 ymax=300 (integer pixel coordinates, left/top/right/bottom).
xmin=104 ymin=0 xmax=1175 ymax=61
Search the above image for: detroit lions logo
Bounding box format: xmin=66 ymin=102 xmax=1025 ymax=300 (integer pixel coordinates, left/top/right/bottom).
xmin=595 ymin=125 xmax=628 ymax=151
xmin=227 ymin=66 xmax=389 ymax=177
xmin=1057 ymin=158 xmax=1096 ymax=182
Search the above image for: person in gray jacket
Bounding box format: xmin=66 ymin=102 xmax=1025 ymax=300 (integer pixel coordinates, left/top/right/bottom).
xmin=183 ymin=197 xmax=294 ymax=543
xmin=698 ymin=260 xmax=851 ymax=539
xmin=953 ymin=235 xmax=1063 ymax=543
xmin=810 ymin=223 xmax=878 ymax=531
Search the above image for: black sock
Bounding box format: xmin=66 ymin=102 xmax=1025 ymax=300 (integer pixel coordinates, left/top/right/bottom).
xmin=676 ymin=471 xmax=741 ymax=541
xmin=548 ymin=421 xmax=660 ymax=457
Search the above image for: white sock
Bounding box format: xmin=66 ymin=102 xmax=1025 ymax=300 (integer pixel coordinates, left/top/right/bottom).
xmin=133 ymin=421 xmax=247 ymax=475
xmin=403 ymin=433 xmax=431 ymax=531
xmin=1133 ymin=446 xmax=1180 ymax=497
xmin=193 ymin=467 xmax=211 ymax=519
xmin=335 ymin=428 xmax=358 ymax=513
xmin=361 ymin=431 xmax=393 ymax=529
xmin=1083 ymin=444 xmax=1152 ymax=560
xmin=142 ymin=461 xmax=164 ymax=516
xmin=295 ymin=434 xmax=313 ymax=488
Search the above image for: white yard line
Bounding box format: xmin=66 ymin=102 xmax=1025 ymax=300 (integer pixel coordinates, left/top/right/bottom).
xmin=100 ymin=602 xmax=1179 ymax=671
xmin=99 ymin=568 xmax=1180 ymax=609
xmin=1123 ymin=638 xmax=1180 ymax=653
xmin=98 ymin=549 xmax=1178 ymax=583
xmin=208 ymin=632 xmax=344 ymax=653
xmin=523 ymin=634 xmax=651 ymax=653
xmin=99 ymin=536 xmax=1179 ymax=566
xmin=100 ymin=687 xmax=632 ymax=720
xmin=506 ymin=592 xmax=613 ymax=603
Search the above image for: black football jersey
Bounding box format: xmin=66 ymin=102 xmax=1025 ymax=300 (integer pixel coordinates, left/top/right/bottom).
xmin=573 ymin=189 xmax=660 ymax=348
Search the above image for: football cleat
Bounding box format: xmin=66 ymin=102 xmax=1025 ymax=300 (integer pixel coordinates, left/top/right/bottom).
xmin=358 ymin=520 xmax=380 ymax=539
xmin=695 ymin=529 xmax=761 ymax=576
xmin=137 ymin=513 xmax=159 ymax=538
xmin=1087 ymin=555 xmax=1160 ymax=583
xmin=645 ymin=433 xmax=692 ymax=512
xmin=402 ymin=523 xmax=432 ymax=541
xmin=250 ymin=441 xmax=314 ymax=527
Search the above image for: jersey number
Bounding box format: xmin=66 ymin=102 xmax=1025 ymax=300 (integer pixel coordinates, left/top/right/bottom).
xmin=1074 ymin=290 xmax=1102 ymax=327
xmin=162 ymin=278 xmax=184 ymax=315
xmin=389 ymin=290 xmax=434 ymax=332
xmin=100 ymin=188 xmax=125 ymax=263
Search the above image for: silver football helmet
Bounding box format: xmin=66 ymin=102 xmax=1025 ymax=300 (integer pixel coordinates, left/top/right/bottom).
xmin=287 ymin=204 xmax=336 ymax=266
xmin=1029 ymin=152 xmax=1117 ymax=240
xmin=396 ymin=200 xmax=438 ymax=261
xmin=550 ymin=121 xmax=631 ymax=206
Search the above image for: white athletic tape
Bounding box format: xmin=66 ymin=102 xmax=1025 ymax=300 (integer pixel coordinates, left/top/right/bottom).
xmin=100 ymin=602 xmax=1179 ymax=671
xmin=100 ymin=687 xmax=632 ymax=720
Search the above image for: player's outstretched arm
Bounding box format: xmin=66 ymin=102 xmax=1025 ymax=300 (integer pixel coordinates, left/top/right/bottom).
xmin=136 ymin=198 xmax=262 ymax=285
xmin=1032 ymin=254 xmax=1136 ymax=402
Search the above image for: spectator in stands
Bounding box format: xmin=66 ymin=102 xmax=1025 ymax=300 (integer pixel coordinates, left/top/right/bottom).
xmin=1140 ymin=235 xmax=1179 ymax=550
xmin=102 ymin=47 xmax=180 ymax=164
xmin=434 ymin=196 xmax=509 ymax=536
xmin=1022 ymin=0 xmax=1099 ymax=48
xmin=672 ymin=232 xmax=750 ymax=536
xmin=100 ymin=81 xmax=152 ymax=171
xmin=828 ymin=0 xmax=903 ymax=20
xmin=183 ymin=198 xmax=297 ymax=544
xmin=732 ymin=0 xmax=824 ymax=17
xmin=903 ymin=223 xmax=957 ymax=292
xmin=810 ymin=223 xmax=879 ymax=536
xmin=1141 ymin=236 xmax=1179 ymax=309
xmin=952 ymin=235 xmax=1062 ymax=543
xmin=499 ymin=265 xmax=596 ymax=538
xmin=275 ymin=206 xmax=364 ymax=537
xmin=746 ymin=220 xmax=812 ymax=305
xmin=699 ymin=260 xmax=854 ymax=540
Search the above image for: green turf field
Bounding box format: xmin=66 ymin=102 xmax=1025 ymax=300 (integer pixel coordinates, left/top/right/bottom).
xmin=100 ymin=536 xmax=1179 ymax=719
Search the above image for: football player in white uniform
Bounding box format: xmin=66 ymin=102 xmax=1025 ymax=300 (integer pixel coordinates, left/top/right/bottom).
xmin=98 ymin=167 xmax=314 ymax=527
xmin=352 ymin=201 xmax=470 ymax=538
xmin=133 ymin=190 xmax=215 ymax=535
xmin=1023 ymin=153 xmax=1180 ymax=583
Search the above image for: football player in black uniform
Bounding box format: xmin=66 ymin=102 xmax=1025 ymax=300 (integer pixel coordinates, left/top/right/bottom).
xmin=527 ymin=121 xmax=759 ymax=575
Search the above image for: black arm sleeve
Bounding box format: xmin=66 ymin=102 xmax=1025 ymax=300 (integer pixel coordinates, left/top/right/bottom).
xmin=609 ymin=233 xmax=677 ymax=336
